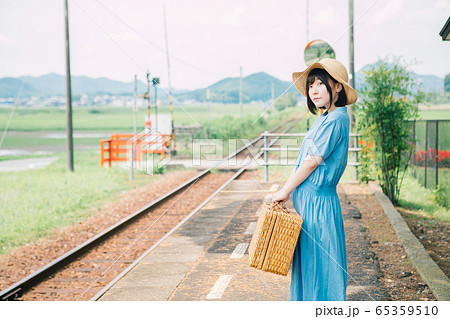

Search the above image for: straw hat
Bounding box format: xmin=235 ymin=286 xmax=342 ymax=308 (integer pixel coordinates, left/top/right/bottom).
xmin=292 ymin=58 xmax=358 ymax=105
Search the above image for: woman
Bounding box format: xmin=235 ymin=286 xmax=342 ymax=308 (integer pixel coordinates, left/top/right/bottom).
xmin=271 ymin=58 xmax=358 ymax=301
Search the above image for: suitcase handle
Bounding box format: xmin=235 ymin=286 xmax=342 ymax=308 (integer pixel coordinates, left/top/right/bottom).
xmin=268 ymin=201 xmax=288 ymax=213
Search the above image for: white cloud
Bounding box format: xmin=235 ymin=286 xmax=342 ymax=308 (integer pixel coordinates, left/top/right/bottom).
xmin=313 ymin=6 xmax=338 ymax=26
xmin=0 ymin=33 xmax=15 ymax=46
xmin=366 ymin=0 xmax=405 ymax=28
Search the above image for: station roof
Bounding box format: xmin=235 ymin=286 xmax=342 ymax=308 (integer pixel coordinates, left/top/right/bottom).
xmin=439 ymin=16 xmax=450 ymax=41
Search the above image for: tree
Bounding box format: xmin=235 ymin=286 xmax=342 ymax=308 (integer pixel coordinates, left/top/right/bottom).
xmin=274 ymin=92 xmax=298 ymax=111
xmin=355 ymin=57 xmax=423 ymax=205
xmin=445 ymin=74 xmax=450 ymax=93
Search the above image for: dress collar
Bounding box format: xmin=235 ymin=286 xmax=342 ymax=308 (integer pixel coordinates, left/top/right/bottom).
xmin=322 ymin=106 xmax=347 ymax=116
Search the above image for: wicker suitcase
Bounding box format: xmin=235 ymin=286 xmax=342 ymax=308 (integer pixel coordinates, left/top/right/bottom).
xmin=249 ymin=202 xmax=303 ymax=276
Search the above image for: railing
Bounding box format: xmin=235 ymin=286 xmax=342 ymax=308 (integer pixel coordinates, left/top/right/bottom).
xmin=408 ymin=119 xmax=450 ymax=190
xmin=100 ymin=133 xmax=166 ymax=168
xmin=262 ymin=132 xmax=362 ymax=182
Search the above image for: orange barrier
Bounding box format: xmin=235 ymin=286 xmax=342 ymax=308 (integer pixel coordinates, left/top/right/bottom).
xmin=100 ymin=133 xmax=166 ymax=168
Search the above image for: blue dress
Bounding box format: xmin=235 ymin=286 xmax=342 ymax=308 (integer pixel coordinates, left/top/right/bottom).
xmin=290 ymin=106 xmax=349 ymax=301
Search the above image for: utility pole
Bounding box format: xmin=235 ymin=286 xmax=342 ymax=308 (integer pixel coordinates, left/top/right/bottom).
xmin=271 ymin=81 xmax=274 ymax=103
xmin=163 ymin=4 xmax=175 ymax=155
xmin=306 ymin=0 xmax=309 ymax=43
xmin=145 ymin=71 xmax=151 ymax=130
xmin=206 ymin=87 xmax=210 ymax=138
xmin=153 ymin=77 xmax=159 ymax=132
xmin=64 ymin=0 xmax=74 ymax=172
xmin=306 ymin=0 xmax=310 ymax=131
xmin=130 ymin=74 xmax=137 ymax=180
xmin=348 ymin=0 xmax=355 ymax=133
xmin=239 ymin=66 xmax=243 ymax=117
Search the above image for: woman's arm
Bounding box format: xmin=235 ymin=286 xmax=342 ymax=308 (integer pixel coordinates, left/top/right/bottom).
xmin=271 ymin=155 xmax=323 ymax=203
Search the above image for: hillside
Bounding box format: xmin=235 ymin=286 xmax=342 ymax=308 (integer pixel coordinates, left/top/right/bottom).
xmin=174 ymin=72 xmax=299 ymax=103
xmin=0 ymin=73 xmax=149 ymax=98
xmin=0 ymin=65 xmax=445 ymax=101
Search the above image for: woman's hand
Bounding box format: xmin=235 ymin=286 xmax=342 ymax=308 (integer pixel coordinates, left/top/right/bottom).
xmin=271 ymin=188 xmax=291 ymax=204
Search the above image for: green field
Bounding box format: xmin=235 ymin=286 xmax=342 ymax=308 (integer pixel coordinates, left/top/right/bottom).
xmin=0 ymin=104 xmax=303 ymax=159
xmin=418 ymin=106 xmax=450 ymax=120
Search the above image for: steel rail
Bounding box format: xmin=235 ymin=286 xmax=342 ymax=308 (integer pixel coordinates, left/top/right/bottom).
xmin=0 ymin=118 xmax=297 ymax=301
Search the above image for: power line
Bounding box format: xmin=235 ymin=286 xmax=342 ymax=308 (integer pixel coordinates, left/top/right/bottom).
xmin=72 ymin=0 xmax=200 ymax=126
xmin=0 ymin=80 xmax=24 ymax=150
xmin=93 ymin=0 xmax=229 ymax=77
xmin=72 ymin=0 xmax=147 ymax=73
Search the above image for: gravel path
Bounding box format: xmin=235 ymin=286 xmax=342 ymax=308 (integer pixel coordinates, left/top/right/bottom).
xmin=342 ymin=183 xmax=436 ymax=301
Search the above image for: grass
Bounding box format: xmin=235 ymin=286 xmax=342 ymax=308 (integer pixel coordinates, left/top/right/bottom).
xmin=398 ymin=171 xmax=449 ymax=223
xmin=0 ymin=154 xmax=55 ymax=161
xmin=417 ymin=109 xmax=450 ymax=120
xmin=410 ymin=166 xmax=450 ymax=194
xmin=0 ymin=135 xmax=106 ymax=149
xmin=0 ymin=149 xmax=188 ymax=255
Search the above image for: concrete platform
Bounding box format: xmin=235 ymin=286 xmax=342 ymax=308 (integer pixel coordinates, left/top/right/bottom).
xmin=98 ymin=179 xmax=389 ymax=301
xmin=98 ymin=179 xmax=290 ymax=301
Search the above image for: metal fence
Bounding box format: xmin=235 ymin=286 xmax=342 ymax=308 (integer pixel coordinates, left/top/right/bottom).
xmin=262 ymin=132 xmax=361 ymax=182
xmin=409 ymin=119 xmax=450 ymax=190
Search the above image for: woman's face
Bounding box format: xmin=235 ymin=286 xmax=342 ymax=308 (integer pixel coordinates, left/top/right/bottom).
xmin=308 ymin=78 xmax=331 ymax=108
xmin=308 ymin=78 xmax=341 ymax=108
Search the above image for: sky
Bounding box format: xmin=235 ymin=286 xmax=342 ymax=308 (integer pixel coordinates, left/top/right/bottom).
xmin=0 ymin=0 xmax=449 ymax=90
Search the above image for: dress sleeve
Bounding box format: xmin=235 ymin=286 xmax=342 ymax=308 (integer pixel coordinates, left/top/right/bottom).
xmin=305 ymin=119 xmax=343 ymax=161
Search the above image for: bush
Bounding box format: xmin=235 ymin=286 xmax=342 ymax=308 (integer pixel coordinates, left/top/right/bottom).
xmin=274 ymin=92 xmax=298 ymax=111
xmin=355 ymin=57 xmax=423 ymax=205
xmin=357 ymin=137 xmax=379 ymax=183
xmin=430 ymin=184 xmax=448 ymax=208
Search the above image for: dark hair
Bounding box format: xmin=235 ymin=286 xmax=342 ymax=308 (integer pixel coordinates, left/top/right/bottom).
xmin=305 ymin=68 xmax=347 ymax=115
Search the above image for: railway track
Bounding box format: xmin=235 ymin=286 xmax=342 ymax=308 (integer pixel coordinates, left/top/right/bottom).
xmin=0 ymin=117 xmax=300 ymax=301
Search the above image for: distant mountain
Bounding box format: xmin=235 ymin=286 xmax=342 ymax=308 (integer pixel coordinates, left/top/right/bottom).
xmin=0 ymin=77 xmax=41 ymax=98
xmin=415 ymin=74 xmax=444 ymax=92
xmin=23 ymin=73 xmax=149 ymax=96
xmin=0 ymin=65 xmax=445 ymax=101
xmin=0 ymin=73 xmax=151 ymax=98
xmin=173 ymin=72 xmax=300 ymax=103
xmin=178 ymin=68 xmax=445 ymax=103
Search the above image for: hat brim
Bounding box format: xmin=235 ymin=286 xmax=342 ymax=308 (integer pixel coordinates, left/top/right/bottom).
xmin=292 ymin=61 xmax=358 ymax=105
